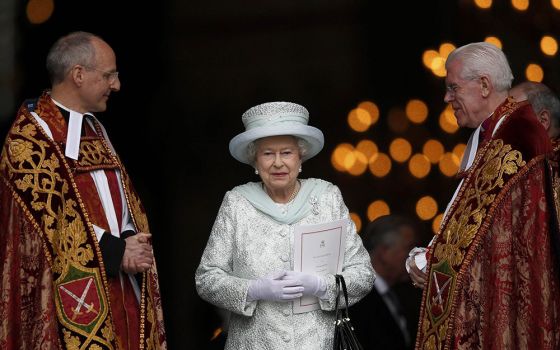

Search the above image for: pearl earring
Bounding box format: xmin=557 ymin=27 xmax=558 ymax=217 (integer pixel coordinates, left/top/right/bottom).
xmin=299 ymin=166 xmax=302 ymax=173
xmin=255 ymin=169 xmax=259 ymax=175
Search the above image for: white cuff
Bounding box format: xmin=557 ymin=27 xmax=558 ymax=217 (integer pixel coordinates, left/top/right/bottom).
xmin=405 ymin=247 xmax=428 ymax=273
xmin=316 ymin=276 xmax=328 ymax=299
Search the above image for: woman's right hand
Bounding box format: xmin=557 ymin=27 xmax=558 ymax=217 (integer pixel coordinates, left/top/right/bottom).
xmin=247 ymin=271 xmax=304 ymax=302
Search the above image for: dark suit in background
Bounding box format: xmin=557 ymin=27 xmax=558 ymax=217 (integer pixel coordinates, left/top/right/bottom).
xmin=351 ymin=215 xmax=423 ymax=350
xmin=351 ymin=280 xmax=421 ymax=350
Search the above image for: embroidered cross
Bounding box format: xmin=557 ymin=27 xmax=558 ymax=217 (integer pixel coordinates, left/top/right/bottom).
xmin=59 ymin=278 xmax=99 ymax=320
xmin=432 ymin=271 xmax=452 ymax=307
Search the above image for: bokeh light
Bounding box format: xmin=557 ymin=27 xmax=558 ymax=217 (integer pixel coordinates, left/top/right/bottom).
xmin=350 ymin=212 xmax=362 ymax=233
xmin=344 ymin=151 xmax=356 ymax=170
xmin=331 ymin=143 xmax=354 ymax=172
xmin=348 ymin=108 xmax=373 ymax=132
xmin=452 ymin=143 xmax=467 ymax=162
xmin=484 ymin=36 xmax=503 ymax=49
xmin=408 ymin=154 xmax=431 ymax=178
xmin=389 ymin=138 xmax=412 ymax=163
xmin=432 ymin=57 xmax=447 ymax=77
xmin=358 ymin=101 xmax=380 ymax=126
xmin=525 ymin=63 xmax=544 ymax=82
xmin=423 ymin=139 xmax=444 ymax=164
xmin=439 ymin=43 xmax=456 ymax=59
xmin=540 ymin=36 xmax=558 ymax=56
xmin=553 ymin=0 xmax=560 ymax=10
xmin=439 ymin=105 xmax=459 ymax=133
xmin=439 ymin=152 xmax=460 ymax=176
xmin=356 ymin=140 xmax=378 ymax=161
xmin=211 ymin=327 xmax=223 ymax=341
xmin=474 ymin=0 xmax=492 ymax=9
xmin=416 ymin=196 xmax=438 ymax=221
xmin=347 ymin=151 xmax=369 ymax=176
xmin=26 ymin=0 xmax=54 ymax=24
xmin=422 ymin=50 xmax=440 ymax=69
xmin=432 ymin=213 xmax=444 ymax=234
xmin=430 ymin=56 xmax=445 ymax=71
xmin=422 ymin=47 xmax=448 ymax=77
xmin=369 ymin=153 xmax=392 ymax=178
xmin=405 ymin=99 xmax=429 ymax=124
xmin=367 ymin=200 xmax=390 ymax=222
xmin=511 ymin=0 xmax=529 ymax=11
xmin=387 ymin=107 xmax=409 ymax=133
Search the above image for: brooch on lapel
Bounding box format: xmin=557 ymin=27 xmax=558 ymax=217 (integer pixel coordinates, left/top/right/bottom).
xmin=310 ymin=196 xmax=319 ymax=215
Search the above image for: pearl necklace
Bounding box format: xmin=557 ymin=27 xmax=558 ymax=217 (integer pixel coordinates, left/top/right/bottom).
xmin=264 ymin=180 xmax=300 ymax=204
xmin=287 ymin=180 xmax=301 ymax=203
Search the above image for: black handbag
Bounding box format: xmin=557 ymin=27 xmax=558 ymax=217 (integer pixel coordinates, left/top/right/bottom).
xmin=333 ymin=274 xmax=363 ymax=350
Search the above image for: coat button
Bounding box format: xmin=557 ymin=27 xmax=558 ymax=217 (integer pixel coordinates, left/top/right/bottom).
xmin=281 ymin=254 xmax=289 ymax=262
xmin=282 ymin=308 xmax=290 ymax=316
xmin=282 ymin=333 xmax=291 ymax=342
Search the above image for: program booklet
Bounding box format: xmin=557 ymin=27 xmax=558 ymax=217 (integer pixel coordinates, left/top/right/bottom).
xmin=292 ymin=218 xmax=347 ymax=314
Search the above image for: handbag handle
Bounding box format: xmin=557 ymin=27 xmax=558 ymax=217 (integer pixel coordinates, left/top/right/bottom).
xmin=334 ymin=274 xmax=350 ymax=320
xmin=333 ymin=274 xmax=364 ymax=350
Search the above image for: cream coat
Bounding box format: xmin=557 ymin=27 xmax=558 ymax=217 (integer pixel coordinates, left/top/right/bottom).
xmin=195 ymin=179 xmax=375 ymax=349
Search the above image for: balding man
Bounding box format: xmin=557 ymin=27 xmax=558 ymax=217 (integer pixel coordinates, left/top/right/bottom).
xmin=510 ymin=81 xmax=560 ymax=139
xmin=0 ymin=32 xmax=167 ymax=349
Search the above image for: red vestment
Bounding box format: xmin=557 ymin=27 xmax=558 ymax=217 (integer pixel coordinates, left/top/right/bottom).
xmin=0 ymin=93 xmax=167 ymax=349
xmin=416 ymin=99 xmax=560 ymax=350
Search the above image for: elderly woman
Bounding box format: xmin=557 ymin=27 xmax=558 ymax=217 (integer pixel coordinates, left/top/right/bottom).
xmin=195 ymin=102 xmax=374 ymax=349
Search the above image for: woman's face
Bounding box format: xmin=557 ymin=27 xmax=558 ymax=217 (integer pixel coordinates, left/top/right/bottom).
xmin=255 ymin=135 xmax=302 ymax=195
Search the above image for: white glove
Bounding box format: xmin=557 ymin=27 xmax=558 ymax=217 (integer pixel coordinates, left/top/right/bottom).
xmin=247 ymin=271 xmax=304 ymax=302
xmin=282 ymin=271 xmax=327 ymax=298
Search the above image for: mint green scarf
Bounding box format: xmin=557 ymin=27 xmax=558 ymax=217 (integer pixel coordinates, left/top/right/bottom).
xmin=234 ymin=178 xmax=330 ymax=224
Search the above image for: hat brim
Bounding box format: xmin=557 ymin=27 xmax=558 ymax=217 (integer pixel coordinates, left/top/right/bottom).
xmin=229 ymin=125 xmax=324 ymax=165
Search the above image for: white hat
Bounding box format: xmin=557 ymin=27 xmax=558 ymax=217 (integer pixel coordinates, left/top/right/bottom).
xmin=229 ymin=102 xmax=324 ymax=165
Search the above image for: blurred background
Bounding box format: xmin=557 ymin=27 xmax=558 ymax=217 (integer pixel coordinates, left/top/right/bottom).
xmin=1 ymin=0 xmax=560 ymax=348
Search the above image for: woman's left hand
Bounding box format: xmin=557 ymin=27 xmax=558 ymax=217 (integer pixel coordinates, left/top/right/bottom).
xmin=283 ymin=271 xmax=327 ymax=298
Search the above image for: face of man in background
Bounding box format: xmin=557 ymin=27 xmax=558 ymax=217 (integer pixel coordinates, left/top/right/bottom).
xmin=372 ymin=225 xmax=416 ymax=285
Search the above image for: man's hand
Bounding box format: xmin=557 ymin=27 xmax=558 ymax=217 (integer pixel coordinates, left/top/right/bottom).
xmin=407 ymin=258 xmax=427 ymax=289
xmin=121 ymin=232 xmax=153 ymax=274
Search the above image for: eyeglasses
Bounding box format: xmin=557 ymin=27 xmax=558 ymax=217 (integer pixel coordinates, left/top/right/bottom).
xmin=445 ymin=77 xmax=479 ymax=97
xmin=445 ymin=83 xmax=460 ymax=94
xmin=85 ymin=66 xmax=119 ymax=84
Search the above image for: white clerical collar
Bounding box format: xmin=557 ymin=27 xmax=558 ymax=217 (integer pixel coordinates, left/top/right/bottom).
xmin=51 ymin=98 xmax=94 ymax=160
xmin=458 ymin=125 xmax=482 ymax=173
xmin=459 ymin=110 xmax=506 ymax=174
xmin=373 ymin=275 xmax=389 ymax=295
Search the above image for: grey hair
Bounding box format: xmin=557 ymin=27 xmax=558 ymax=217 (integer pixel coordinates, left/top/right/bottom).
xmin=247 ymin=136 xmax=309 ymax=166
xmin=46 ymin=31 xmax=101 ymax=85
xmin=526 ymin=84 xmax=560 ymax=127
xmin=446 ymin=42 xmax=514 ymax=92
